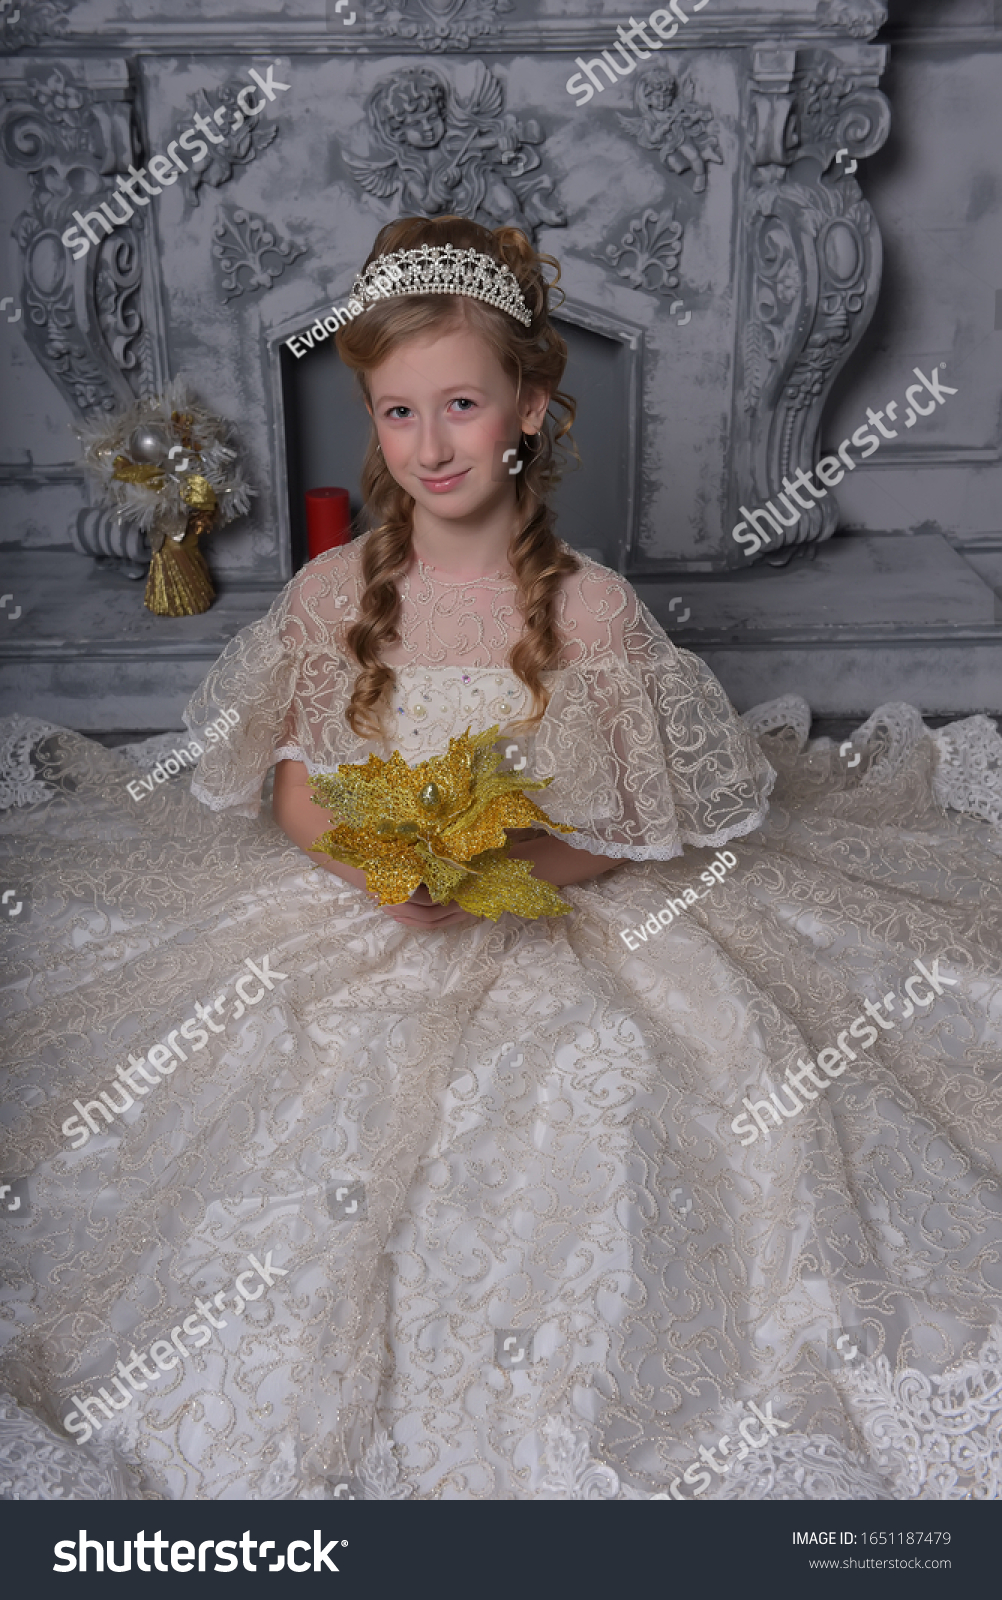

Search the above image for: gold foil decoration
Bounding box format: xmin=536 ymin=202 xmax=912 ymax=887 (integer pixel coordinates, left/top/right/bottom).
xmin=143 ymin=509 xmax=216 ymax=616
xmin=171 ymin=410 xmax=197 ymax=448
xmin=309 ymin=724 xmax=576 ymax=920
xmin=180 ymin=474 xmax=217 ymax=513
xmin=77 ymin=381 xmax=255 ymax=621
xmin=112 ymin=455 xmax=166 ymax=490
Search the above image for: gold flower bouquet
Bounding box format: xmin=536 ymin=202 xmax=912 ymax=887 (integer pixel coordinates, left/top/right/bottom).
xmin=309 ymin=725 xmax=575 ymax=920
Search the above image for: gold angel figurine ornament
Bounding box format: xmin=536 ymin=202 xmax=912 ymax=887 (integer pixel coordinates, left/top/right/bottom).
xmin=75 ymin=377 xmax=254 ymax=617
xmin=309 ymin=725 xmax=576 ymax=920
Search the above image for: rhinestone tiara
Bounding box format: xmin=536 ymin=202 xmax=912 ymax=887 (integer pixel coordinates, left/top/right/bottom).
xmin=349 ymin=244 xmax=534 ymax=327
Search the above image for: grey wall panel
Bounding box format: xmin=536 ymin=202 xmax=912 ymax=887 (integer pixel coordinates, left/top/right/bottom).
xmin=1 ymin=0 xmax=1000 ymax=724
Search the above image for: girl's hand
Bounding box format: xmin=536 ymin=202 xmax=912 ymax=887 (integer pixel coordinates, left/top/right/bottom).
xmin=381 ymin=883 xmax=478 ymax=930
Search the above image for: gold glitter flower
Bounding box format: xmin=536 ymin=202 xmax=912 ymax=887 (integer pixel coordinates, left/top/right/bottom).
xmin=309 ymin=724 xmax=576 ymax=920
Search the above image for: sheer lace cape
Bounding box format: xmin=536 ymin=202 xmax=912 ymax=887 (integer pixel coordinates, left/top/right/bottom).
xmin=183 ymin=536 xmax=776 ymax=860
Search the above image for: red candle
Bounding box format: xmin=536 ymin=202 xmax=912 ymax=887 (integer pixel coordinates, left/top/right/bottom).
xmin=305 ymin=487 xmax=352 ymax=559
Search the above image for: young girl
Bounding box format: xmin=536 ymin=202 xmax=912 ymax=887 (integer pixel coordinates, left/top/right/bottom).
xmin=2 ymin=215 xmax=1002 ymax=1503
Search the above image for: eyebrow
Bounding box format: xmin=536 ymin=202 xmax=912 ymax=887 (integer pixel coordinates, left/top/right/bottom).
xmin=373 ymin=383 xmax=491 ymax=405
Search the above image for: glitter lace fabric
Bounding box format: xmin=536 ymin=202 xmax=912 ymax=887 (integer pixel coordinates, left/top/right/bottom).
xmin=1 ymin=536 xmax=1002 ymax=1501
xmin=184 ymin=541 xmax=777 ymax=858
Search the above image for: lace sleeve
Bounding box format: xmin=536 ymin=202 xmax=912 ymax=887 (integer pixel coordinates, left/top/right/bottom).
xmin=183 ymin=601 xmax=303 ymax=817
xmin=182 ymin=546 xmax=371 ymax=817
xmin=521 ymin=565 xmax=776 ymax=860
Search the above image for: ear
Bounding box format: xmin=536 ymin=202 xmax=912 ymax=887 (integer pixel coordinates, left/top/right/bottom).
xmin=518 ymin=384 xmax=550 ymax=437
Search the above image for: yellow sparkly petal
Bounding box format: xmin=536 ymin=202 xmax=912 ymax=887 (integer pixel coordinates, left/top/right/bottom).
xmin=452 ymin=855 xmax=573 ymax=920
xmin=308 ymin=725 xmax=576 ymax=918
xmin=412 ymin=842 xmax=469 ymax=903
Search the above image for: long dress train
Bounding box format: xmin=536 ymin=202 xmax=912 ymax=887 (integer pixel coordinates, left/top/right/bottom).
xmin=2 ymin=538 xmax=1001 ymax=1499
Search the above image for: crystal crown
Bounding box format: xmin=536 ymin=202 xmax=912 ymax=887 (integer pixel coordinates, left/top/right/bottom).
xmin=350 ymin=245 xmax=533 ymax=327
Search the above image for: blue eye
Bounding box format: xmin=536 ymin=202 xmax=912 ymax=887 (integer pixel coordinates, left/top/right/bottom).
xmin=451 ymin=398 xmax=475 ymax=412
xmin=386 ymin=406 xmax=410 ymax=420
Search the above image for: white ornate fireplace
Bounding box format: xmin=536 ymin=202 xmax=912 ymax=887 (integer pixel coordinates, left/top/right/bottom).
xmin=0 ymin=0 xmax=998 ymax=729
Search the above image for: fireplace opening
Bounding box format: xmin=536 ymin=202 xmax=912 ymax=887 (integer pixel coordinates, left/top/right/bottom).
xmin=277 ymin=301 xmax=643 ymax=575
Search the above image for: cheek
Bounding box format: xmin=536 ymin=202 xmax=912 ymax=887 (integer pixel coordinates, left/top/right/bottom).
xmin=485 ymin=418 xmax=516 ymax=442
xmin=376 ymin=429 xmax=408 ymax=469
xmin=469 ymin=417 xmax=515 ymax=455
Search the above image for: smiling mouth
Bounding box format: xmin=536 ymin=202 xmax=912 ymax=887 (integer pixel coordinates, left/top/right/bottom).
xmin=418 ymin=469 xmax=470 ymax=491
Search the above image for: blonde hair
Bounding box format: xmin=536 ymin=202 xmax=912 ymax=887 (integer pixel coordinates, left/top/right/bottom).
xmin=334 ymin=214 xmax=580 ymax=741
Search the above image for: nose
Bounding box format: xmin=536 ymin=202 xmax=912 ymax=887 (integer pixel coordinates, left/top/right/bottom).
xmin=415 ymin=417 xmax=455 ymax=471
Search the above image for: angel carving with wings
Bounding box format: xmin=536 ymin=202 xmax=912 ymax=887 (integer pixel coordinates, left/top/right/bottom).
xmin=618 ymin=67 xmax=723 ymax=193
xmin=343 ymin=67 xmax=565 ymax=238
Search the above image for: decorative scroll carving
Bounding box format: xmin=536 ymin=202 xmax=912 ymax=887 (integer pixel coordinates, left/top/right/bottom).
xmin=344 ymin=65 xmax=565 ymax=240
xmin=731 ymin=44 xmax=891 ymax=561
xmin=211 ymin=206 xmax=306 ymax=303
xmin=175 ymin=81 xmax=280 ymax=208
xmin=816 ymin=0 xmax=887 ymax=40
xmin=617 ymin=66 xmax=722 ymax=194
xmin=596 ymin=207 xmax=683 ymax=297
xmin=797 ymin=55 xmax=891 ymax=175
xmin=94 ymin=230 xmax=145 ymax=378
xmin=0 ymin=0 xmax=75 ymax=54
xmin=0 ymin=59 xmax=162 ymax=416
xmin=365 ymin=0 xmax=511 ymax=53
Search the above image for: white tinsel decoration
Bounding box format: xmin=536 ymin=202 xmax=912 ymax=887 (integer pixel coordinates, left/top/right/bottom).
xmin=74 ymin=377 xmax=255 ymax=536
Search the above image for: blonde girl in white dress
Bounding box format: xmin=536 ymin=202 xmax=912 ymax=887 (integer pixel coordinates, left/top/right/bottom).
xmin=2 ymin=214 xmax=1001 ymax=1501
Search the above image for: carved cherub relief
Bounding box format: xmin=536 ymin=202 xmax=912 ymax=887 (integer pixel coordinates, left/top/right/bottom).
xmin=618 ymin=66 xmax=723 ymax=194
xmin=343 ymin=66 xmax=565 ymax=238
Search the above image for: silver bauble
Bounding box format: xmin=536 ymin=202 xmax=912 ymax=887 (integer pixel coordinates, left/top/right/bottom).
xmin=129 ymin=424 xmax=171 ymax=464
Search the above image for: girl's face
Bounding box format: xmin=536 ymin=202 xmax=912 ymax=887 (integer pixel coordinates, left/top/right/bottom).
xmin=367 ymin=319 xmax=548 ymax=525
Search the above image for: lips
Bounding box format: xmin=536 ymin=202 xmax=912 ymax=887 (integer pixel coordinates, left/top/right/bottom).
xmin=418 ymin=469 xmax=470 ymax=493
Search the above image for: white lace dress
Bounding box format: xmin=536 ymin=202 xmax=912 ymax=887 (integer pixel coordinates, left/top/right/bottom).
xmin=2 ymin=536 xmax=1002 ymax=1501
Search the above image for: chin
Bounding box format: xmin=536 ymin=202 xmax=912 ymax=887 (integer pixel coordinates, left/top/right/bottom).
xmin=416 ymin=498 xmax=483 ymax=522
